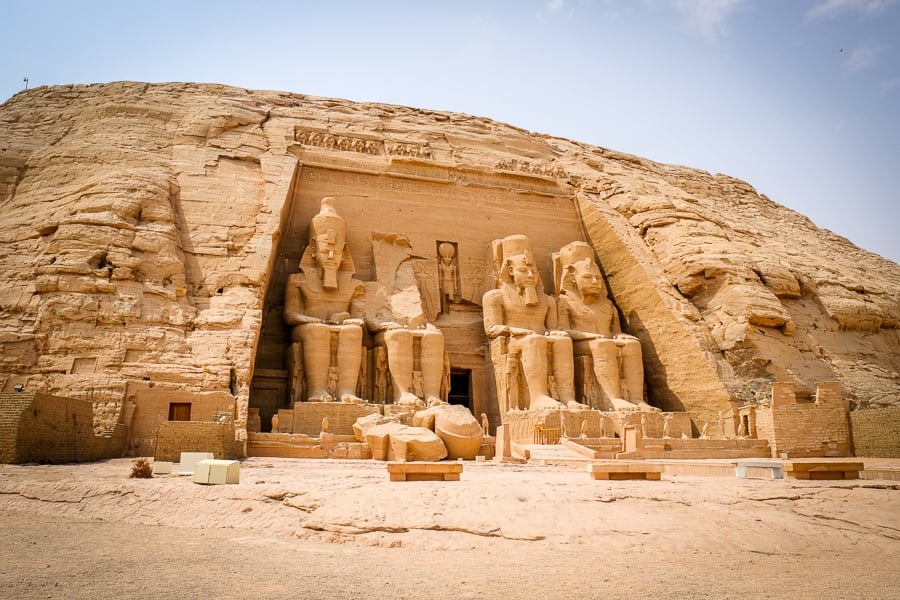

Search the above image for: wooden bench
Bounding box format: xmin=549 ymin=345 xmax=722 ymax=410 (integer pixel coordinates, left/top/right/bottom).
xmin=735 ymin=460 xmax=784 ymax=479
xmin=783 ymin=461 xmax=863 ymax=480
xmin=588 ymin=462 xmax=661 ymax=481
xmin=387 ymin=462 xmax=463 ymax=482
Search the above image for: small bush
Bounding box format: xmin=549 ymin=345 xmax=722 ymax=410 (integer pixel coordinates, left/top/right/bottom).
xmin=130 ymin=457 xmax=154 ymax=479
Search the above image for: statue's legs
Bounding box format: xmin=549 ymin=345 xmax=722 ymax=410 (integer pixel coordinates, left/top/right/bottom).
xmin=382 ymin=329 xmax=420 ymax=406
xmin=335 ymin=324 xmax=364 ymax=403
xmin=419 ymin=329 xmax=445 ymax=404
xmin=617 ymin=338 xmax=656 ymax=411
xmin=587 ymin=338 xmax=636 ymax=411
xmin=511 ymin=334 xmax=561 ymax=410
xmin=548 ymin=335 xmax=584 ymax=409
xmin=299 ymin=323 xmax=334 ymax=402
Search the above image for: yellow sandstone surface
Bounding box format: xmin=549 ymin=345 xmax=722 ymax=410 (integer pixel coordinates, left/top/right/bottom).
xmin=0 ymin=81 xmax=897 ymax=437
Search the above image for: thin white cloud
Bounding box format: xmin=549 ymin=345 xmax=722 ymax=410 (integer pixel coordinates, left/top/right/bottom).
xmin=546 ymin=0 xmax=566 ymax=13
xmin=881 ymin=77 xmax=900 ymax=92
xmin=671 ymin=0 xmax=745 ymax=41
xmin=842 ymin=43 xmax=884 ymax=72
xmin=807 ymin=0 xmax=899 ymax=19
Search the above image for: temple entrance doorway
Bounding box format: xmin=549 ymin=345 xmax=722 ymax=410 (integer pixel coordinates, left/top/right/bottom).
xmin=448 ymin=369 xmax=472 ymax=410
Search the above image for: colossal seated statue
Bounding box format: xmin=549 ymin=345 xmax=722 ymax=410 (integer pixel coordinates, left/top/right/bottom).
xmin=554 ymin=241 xmax=656 ymax=412
xmin=284 ymin=197 xmax=365 ymax=403
xmin=366 ymin=233 xmax=445 ymax=408
xmin=482 ymin=234 xmax=585 ymax=412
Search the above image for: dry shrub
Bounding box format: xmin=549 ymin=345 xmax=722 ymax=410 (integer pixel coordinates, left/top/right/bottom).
xmin=130 ymin=457 xmax=154 ymax=479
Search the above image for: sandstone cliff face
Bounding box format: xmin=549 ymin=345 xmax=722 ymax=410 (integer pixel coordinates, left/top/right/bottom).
xmin=0 ymin=82 xmax=897 ymax=435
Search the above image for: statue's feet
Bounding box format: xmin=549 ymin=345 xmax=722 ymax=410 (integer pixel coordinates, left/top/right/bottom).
xmin=426 ymin=395 xmax=446 ymax=407
xmin=566 ymin=400 xmax=589 ymax=410
xmin=308 ymin=392 xmax=334 ymax=403
xmin=636 ymin=401 xmax=660 ymax=412
xmin=530 ymin=396 xmax=563 ymax=410
xmin=340 ymin=394 xmax=364 ymax=404
xmin=397 ymin=392 xmax=425 ymax=408
xmin=610 ymin=398 xmax=639 ymax=412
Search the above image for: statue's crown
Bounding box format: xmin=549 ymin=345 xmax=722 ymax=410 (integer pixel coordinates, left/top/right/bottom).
xmin=311 ymin=196 xmax=346 ymax=241
xmin=557 ymin=241 xmax=595 ymax=268
xmin=500 ymin=234 xmax=533 ymax=264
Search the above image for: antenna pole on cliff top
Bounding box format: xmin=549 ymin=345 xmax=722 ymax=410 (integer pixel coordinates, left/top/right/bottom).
xmin=23 ymin=77 xmax=29 ymax=89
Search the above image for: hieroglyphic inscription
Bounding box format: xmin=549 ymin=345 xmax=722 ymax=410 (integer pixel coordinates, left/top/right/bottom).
xmin=300 ymin=165 xmax=565 ymax=199
xmin=301 ymin=168 xmax=506 ymax=204
xmin=460 ymin=258 xmax=484 ymax=305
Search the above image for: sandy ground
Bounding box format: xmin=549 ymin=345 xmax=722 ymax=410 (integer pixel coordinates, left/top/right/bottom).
xmin=0 ymin=457 xmax=898 ymax=600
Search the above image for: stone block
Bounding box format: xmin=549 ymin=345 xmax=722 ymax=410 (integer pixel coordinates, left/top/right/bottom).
xmin=179 ymin=451 xmax=214 ymax=474
xmin=193 ymin=459 xmax=240 ymax=485
xmin=735 ymin=460 xmax=783 ymax=479
xmin=153 ymin=461 xmax=173 ymax=475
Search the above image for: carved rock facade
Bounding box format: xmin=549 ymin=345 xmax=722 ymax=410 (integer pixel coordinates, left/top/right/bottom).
xmin=0 ymin=82 xmax=897 ymax=454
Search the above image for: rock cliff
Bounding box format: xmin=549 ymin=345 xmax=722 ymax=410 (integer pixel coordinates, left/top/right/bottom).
xmin=0 ymin=82 xmax=897 ymax=435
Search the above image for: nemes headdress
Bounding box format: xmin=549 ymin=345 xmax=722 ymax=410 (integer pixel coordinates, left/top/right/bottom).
xmin=553 ymin=241 xmax=598 ymax=295
xmin=302 ymin=196 xmax=355 ymax=274
xmin=490 ymin=234 xmax=542 ymax=289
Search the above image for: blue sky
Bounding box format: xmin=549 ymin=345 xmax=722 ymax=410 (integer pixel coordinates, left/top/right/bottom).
xmin=2 ymin=0 xmax=898 ymax=262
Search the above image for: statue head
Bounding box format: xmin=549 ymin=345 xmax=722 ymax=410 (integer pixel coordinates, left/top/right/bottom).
xmin=495 ymin=234 xmax=541 ymax=305
xmin=508 ymin=253 xmax=538 ymax=290
xmin=555 ymin=241 xmax=607 ymax=299
xmin=438 ymin=242 xmax=455 ymax=265
xmin=306 ymin=197 xmax=352 ymax=289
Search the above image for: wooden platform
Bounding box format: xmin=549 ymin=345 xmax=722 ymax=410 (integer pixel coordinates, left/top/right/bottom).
xmin=387 ymin=462 xmax=463 ymax=481
xmin=588 ymin=462 xmax=662 ymax=480
xmin=783 ymin=460 xmax=863 ymax=480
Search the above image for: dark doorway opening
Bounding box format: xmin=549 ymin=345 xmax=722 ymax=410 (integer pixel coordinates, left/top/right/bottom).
xmin=168 ymin=402 xmax=191 ymax=422
xmin=448 ymin=369 xmax=472 ymax=409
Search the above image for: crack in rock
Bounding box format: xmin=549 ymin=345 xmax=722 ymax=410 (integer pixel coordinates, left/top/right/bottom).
xmin=798 ymin=512 xmax=900 ymax=541
xmin=1 ymin=488 xmax=133 ymax=504
xmin=301 ymin=521 xmax=543 ymax=541
xmin=303 ymin=523 xmax=409 ymax=535
xmin=747 ymin=495 xmax=807 ymax=502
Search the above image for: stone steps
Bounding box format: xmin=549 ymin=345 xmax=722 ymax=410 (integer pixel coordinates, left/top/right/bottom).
xmin=520 ymin=443 xmax=593 ymax=465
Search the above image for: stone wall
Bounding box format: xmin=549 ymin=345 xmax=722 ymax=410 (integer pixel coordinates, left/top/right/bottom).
xmin=0 ymin=392 xmax=126 ymax=463
xmin=850 ymin=407 xmax=900 ymax=457
xmin=754 ymin=382 xmax=851 ymax=458
xmin=154 ymin=419 xmax=240 ymax=462
xmin=291 ymin=402 xmax=381 ymax=436
xmin=121 ymin=384 xmax=238 ymax=457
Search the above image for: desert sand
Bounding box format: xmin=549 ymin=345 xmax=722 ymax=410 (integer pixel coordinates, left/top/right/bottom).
xmin=1 ymin=457 xmax=898 ymax=599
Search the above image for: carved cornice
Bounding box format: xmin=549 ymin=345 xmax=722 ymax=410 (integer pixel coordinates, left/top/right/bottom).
xmin=294 ymin=128 xmax=380 ymax=155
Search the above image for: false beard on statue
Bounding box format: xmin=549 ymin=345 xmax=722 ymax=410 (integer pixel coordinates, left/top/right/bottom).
xmin=323 ymin=267 xmax=338 ymax=290
xmin=519 ymin=284 xmax=539 ymax=307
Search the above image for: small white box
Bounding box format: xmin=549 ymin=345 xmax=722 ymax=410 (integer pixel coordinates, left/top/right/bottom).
xmin=152 ymin=461 xmax=173 ymax=475
xmin=193 ymin=459 xmax=240 ymax=485
xmin=178 ymin=452 xmax=214 ymax=474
